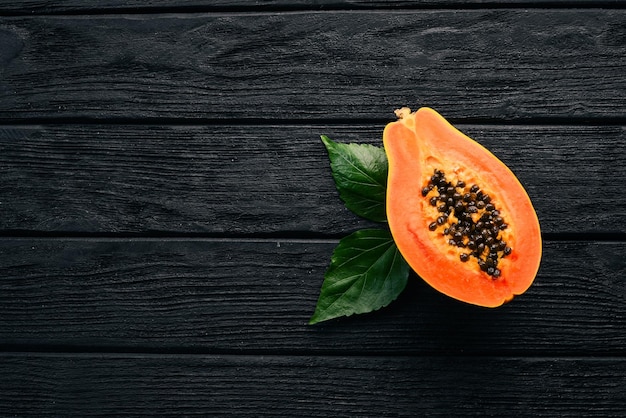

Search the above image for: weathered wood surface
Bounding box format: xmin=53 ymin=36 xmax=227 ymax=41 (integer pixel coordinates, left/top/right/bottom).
xmin=1 ymin=10 xmax=625 ymax=122
xmin=1 ymin=239 xmax=624 ymax=355
xmin=1 ymin=353 xmax=624 ymax=417
xmin=0 ymin=0 xmax=618 ymax=15
xmin=1 ymin=124 xmax=625 ymax=235
xmin=1 ymin=3 xmax=625 ymax=417
xmin=0 ymin=0 xmax=620 ymax=15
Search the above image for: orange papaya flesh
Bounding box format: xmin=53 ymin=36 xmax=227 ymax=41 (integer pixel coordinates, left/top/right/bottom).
xmin=383 ymin=107 xmax=541 ymax=307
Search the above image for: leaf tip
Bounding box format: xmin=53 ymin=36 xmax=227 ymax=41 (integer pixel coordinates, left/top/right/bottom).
xmin=320 ymin=134 xmax=333 ymax=148
xmin=308 ymin=311 xmax=325 ymax=325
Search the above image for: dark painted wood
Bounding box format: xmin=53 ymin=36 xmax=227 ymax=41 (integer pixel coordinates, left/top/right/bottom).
xmin=3 ymin=0 xmax=621 ymax=17
xmin=1 ymin=353 xmax=624 ymax=417
xmin=1 ymin=239 xmax=624 ymax=355
xmin=1 ymin=124 xmax=624 ymax=235
xmin=1 ymin=0 xmax=617 ymax=15
xmin=1 ymin=10 xmax=624 ymax=121
xmin=1 ymin=3 xmax=624 ymax=417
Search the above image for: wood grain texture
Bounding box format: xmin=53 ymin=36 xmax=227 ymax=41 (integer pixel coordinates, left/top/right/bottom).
xmin=0 ymin=353 xmax=624 ymax=417
xmin=1 ymin=124 xmax=624 ymax=235
xmin=0 ymin=10 xmax=624 ymax=121
xmin=1 ymin=238 xmax=624 ymax=354
xmin=1 ymin=3 xmax=623 ymax=417
xmin=1 ymin=0 xmax=615 ymax=14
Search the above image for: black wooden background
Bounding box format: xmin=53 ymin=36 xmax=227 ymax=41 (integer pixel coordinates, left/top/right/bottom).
xmin=1 ymin=1 xmax=625 ymax=416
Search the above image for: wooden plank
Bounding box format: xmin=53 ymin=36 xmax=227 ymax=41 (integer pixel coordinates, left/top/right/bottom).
xmin=1 ymin=238 xmax=624 ymax=354
xmin=0 ymin=10 xmax=624 ymax=121
xmin=0 ymin=0 xmax=612 ymax=15
xmin=0 ymin=353 xmax=624 ymax=416
xmin=1 ymin=124 xmax=624 ymax=235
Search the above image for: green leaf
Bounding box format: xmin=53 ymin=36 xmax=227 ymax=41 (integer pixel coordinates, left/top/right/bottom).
xmin=321 ymin=135 xmax=388 ymax=222
xmin=309 ymin=229 xmax=410 ymax=324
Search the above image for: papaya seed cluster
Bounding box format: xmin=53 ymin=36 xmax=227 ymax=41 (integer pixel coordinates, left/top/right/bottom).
xmin=422 ymin=169 xmax=512 ymax=278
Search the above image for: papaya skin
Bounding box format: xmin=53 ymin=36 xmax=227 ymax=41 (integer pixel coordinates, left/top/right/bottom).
xmin=383 ymin=107 xmax=542 ymax=307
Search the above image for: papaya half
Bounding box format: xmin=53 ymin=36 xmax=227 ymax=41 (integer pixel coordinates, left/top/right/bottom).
xmin=383 ymin=107 xmax=541 ymax=307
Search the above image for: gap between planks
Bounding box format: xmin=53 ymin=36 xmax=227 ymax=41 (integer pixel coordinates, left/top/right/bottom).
xmin=0 ymin=233 xmax=625 ymax=242
xmin=2 ymin=3 xmax=626 ymax=18
xmin=1 ymin=117 xmax=626 ymax=127
xmin=1 ymin=350 xmax=626 ymax=361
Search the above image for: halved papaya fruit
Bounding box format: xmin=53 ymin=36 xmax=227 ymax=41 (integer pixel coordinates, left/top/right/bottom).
xmin=383 ymin=107 xmax=541 ymax=307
